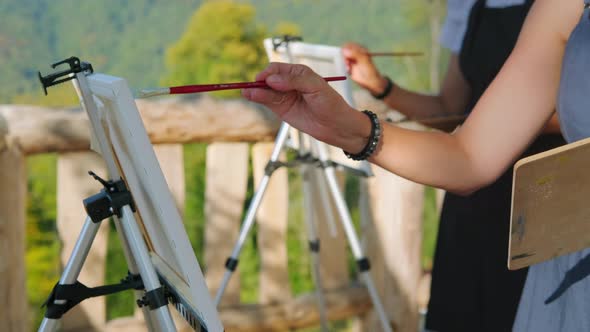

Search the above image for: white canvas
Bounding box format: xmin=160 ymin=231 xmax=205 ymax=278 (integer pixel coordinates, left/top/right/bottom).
xmin=85 ymin=73 xmax=223 ymax=331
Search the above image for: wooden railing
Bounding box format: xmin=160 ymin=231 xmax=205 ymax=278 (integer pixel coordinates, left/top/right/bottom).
xmin=0 ymin=92 xmax=428 ymax=332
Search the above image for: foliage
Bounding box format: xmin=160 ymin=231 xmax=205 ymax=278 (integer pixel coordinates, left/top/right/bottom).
xmin=12 ymin=85 xmax=79 ymax=107
xmin=183 ymin=143 xmax=209 ymax=264
xmin=272 ymin=22 xmax=301 ymax=37
xmin=25 ymin=154 xmax=60 ymax=328
xmin=163 ymin=1 xmax=269 ymax=98
xmin=105 ymin=221 xmax=135 ymax=320
xmin=0 ymin=0 xmax=204 ymax=103
xmin=0 ymin=0 xmax=447 ymax=105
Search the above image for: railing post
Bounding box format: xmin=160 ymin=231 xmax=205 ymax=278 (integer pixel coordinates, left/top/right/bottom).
xmin=153 ymin=144 xmax=186 ymax=215
xmin=356 ymin=160 xmax=424 ymax=331
xmin=204 ymin=143 xmax=249 ymax=306
xmin=0 ymin=114 xmax=28 ymax=332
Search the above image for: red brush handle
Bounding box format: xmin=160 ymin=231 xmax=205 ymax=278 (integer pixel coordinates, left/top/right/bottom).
xmin=170 ymin=81 xmax=266 ymax=94
xmin=368 ymin=52 xmax=423 ymax=57
xmin=169 ymin=76 xmax=346 ymax=94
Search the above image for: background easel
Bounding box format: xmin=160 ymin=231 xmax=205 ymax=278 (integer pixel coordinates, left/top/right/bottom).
xmin=212 ymin=36 xmax=394 ymax=332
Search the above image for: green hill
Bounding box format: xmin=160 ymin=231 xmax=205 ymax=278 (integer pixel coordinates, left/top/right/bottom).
xmin=1 ymin=0 xmax=445 ymax=103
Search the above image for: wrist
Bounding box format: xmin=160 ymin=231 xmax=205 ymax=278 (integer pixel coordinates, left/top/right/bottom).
xmin=343 ymin=110 xmax=381 ymax=161
xmin=370 ymin=76 xmax=394 ymax=100
xmin=337 ymin=108 xmax=372 ymax=154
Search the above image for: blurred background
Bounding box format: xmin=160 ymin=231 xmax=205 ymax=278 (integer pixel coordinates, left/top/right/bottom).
xmin=1 ymin=0 xmax=448 ymax=330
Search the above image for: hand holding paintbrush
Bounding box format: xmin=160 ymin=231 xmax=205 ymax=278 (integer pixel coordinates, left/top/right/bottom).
xmin=342 ymin=42 xmax=420 ymax=98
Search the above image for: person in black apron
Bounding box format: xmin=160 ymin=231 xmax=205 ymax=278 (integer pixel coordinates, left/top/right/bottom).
xmin=427 ymin=1 xmax=564 ymax=331
xmin=341 ymin=1 xmax=565 ymax=331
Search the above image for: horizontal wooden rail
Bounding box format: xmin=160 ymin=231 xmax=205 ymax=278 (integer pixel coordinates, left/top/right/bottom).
xmin=105 ymin=286 xmax=372 ymax=332
xmin=0 ymin=96 xmax=280 ymax=155
xmin=220 ymin=285 xmax=372 ymax=331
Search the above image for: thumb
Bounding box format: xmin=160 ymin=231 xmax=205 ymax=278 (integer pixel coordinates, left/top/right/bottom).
xmin=265 ymin=64 xmax=326 ymax=94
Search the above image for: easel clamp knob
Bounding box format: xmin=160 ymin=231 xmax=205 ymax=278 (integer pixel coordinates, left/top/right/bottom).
xmin=38 ymin=56 xmax=94 ymax=95
xmin=83 ymin=171 xmax=136 ymax=223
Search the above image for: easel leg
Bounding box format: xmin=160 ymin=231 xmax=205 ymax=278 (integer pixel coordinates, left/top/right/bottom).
xmin=312 ymin=139 xmax=393 ymax=332
xmin=39 ymin=216 xmax=101 ymax=332
xmin=215 ymin=122 xmax=331 ymax=329
xmin=110 ymin=217 xmax=158 ymax=332
xmin=118 ymin=206 xmax=177 ymax=330
xmin=301 ymin=161 xmax=330 ymax=331
xmin=214 ymin=122 xmax=291 ymax=305
xmin=39 ymin=207 xmax=177 ymax=332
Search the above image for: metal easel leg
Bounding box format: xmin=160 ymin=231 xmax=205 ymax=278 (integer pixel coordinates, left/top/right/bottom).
xmin=214 ymin=122 xmax=331 ymax=331
xmin=214 ymin=122 xmax=291 ymax=305
xmin=38 ymin=208 xmax=176 ymax=332
xmin=300 ymin=135 xmax=330 ymax=332
xmin=302 ymin=171 xmax=330 ymax=331
xmin=118 ymin=206 xmax=176 ymax=331
xmin=38 ymin=216 xmax=100 ymax=332
xmin=312 ymin=139 xmax=393 ymax=332
xmin=109 ymin=216 xmax=159 ymax=332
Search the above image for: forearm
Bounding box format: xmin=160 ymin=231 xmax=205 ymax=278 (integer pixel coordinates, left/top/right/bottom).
xmin=375 ymin=54 xmax=470 ymax=120
xmin=367 ymin=123 xmax=489 ymax=194
xmin=382 ymin=84 xmax=461 ymax=119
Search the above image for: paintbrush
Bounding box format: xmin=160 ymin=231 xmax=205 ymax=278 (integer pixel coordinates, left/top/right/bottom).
xmin=136 ymin=76 xmax=347 ymax=98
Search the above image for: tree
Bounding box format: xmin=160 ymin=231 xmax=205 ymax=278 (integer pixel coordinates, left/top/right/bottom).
xmin=163 ymin=0 xmax=268 ymax=98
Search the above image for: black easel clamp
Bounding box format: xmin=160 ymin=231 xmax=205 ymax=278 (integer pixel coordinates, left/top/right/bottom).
xmin=83 ymin=171 xmax=136 ymax=223
xmin=136 ymin=287 xmax=169 ymax=310
xmin=263 ymin=153 xmax=314 ymax=176
xmin=271 ymin=35 xmax=303 ymax=51
xmin=42 ymin=272 xmax=144 ymax=319
xmin=38 ymin=56 xmax=94 ymax=95
xmin=225 ymin=257 xmax=239 ymax=272
xmin=357 ymin=257 xmax=371 ymax=272
xmin=308 ymin=240 xmax=320 ymax=253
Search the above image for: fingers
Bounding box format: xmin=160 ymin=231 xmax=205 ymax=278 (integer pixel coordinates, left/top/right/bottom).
xmin=242 ymin=87 xmax=292 ymax=108
xmin=254 ymin=62 xmax=282 ymax=81
xmin=342 ymin=41 xmax=368 ymax=54
xmin=255 ymin=62 xmax=326 ymax=94
xmin=341 ymin=42 xmax=370 ymax=61
xmin=255 ymin=62 xmax=311 ymax=80
xmin=341 ymin=42 xmax=378 ymax=82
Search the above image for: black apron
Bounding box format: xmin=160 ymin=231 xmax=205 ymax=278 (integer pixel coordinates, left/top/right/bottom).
xmin=425 ymin=1 xmax=566 ymax=331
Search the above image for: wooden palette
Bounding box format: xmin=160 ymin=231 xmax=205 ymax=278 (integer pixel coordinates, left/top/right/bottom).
xmin=509 ymin=137 xmax=590 ymax=270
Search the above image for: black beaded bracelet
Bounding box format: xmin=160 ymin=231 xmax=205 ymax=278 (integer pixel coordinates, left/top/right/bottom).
xmin=343 ymin=110 xmax=381 ymax=161
xmin=371 ymin=76 xmax=394 ymax=100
